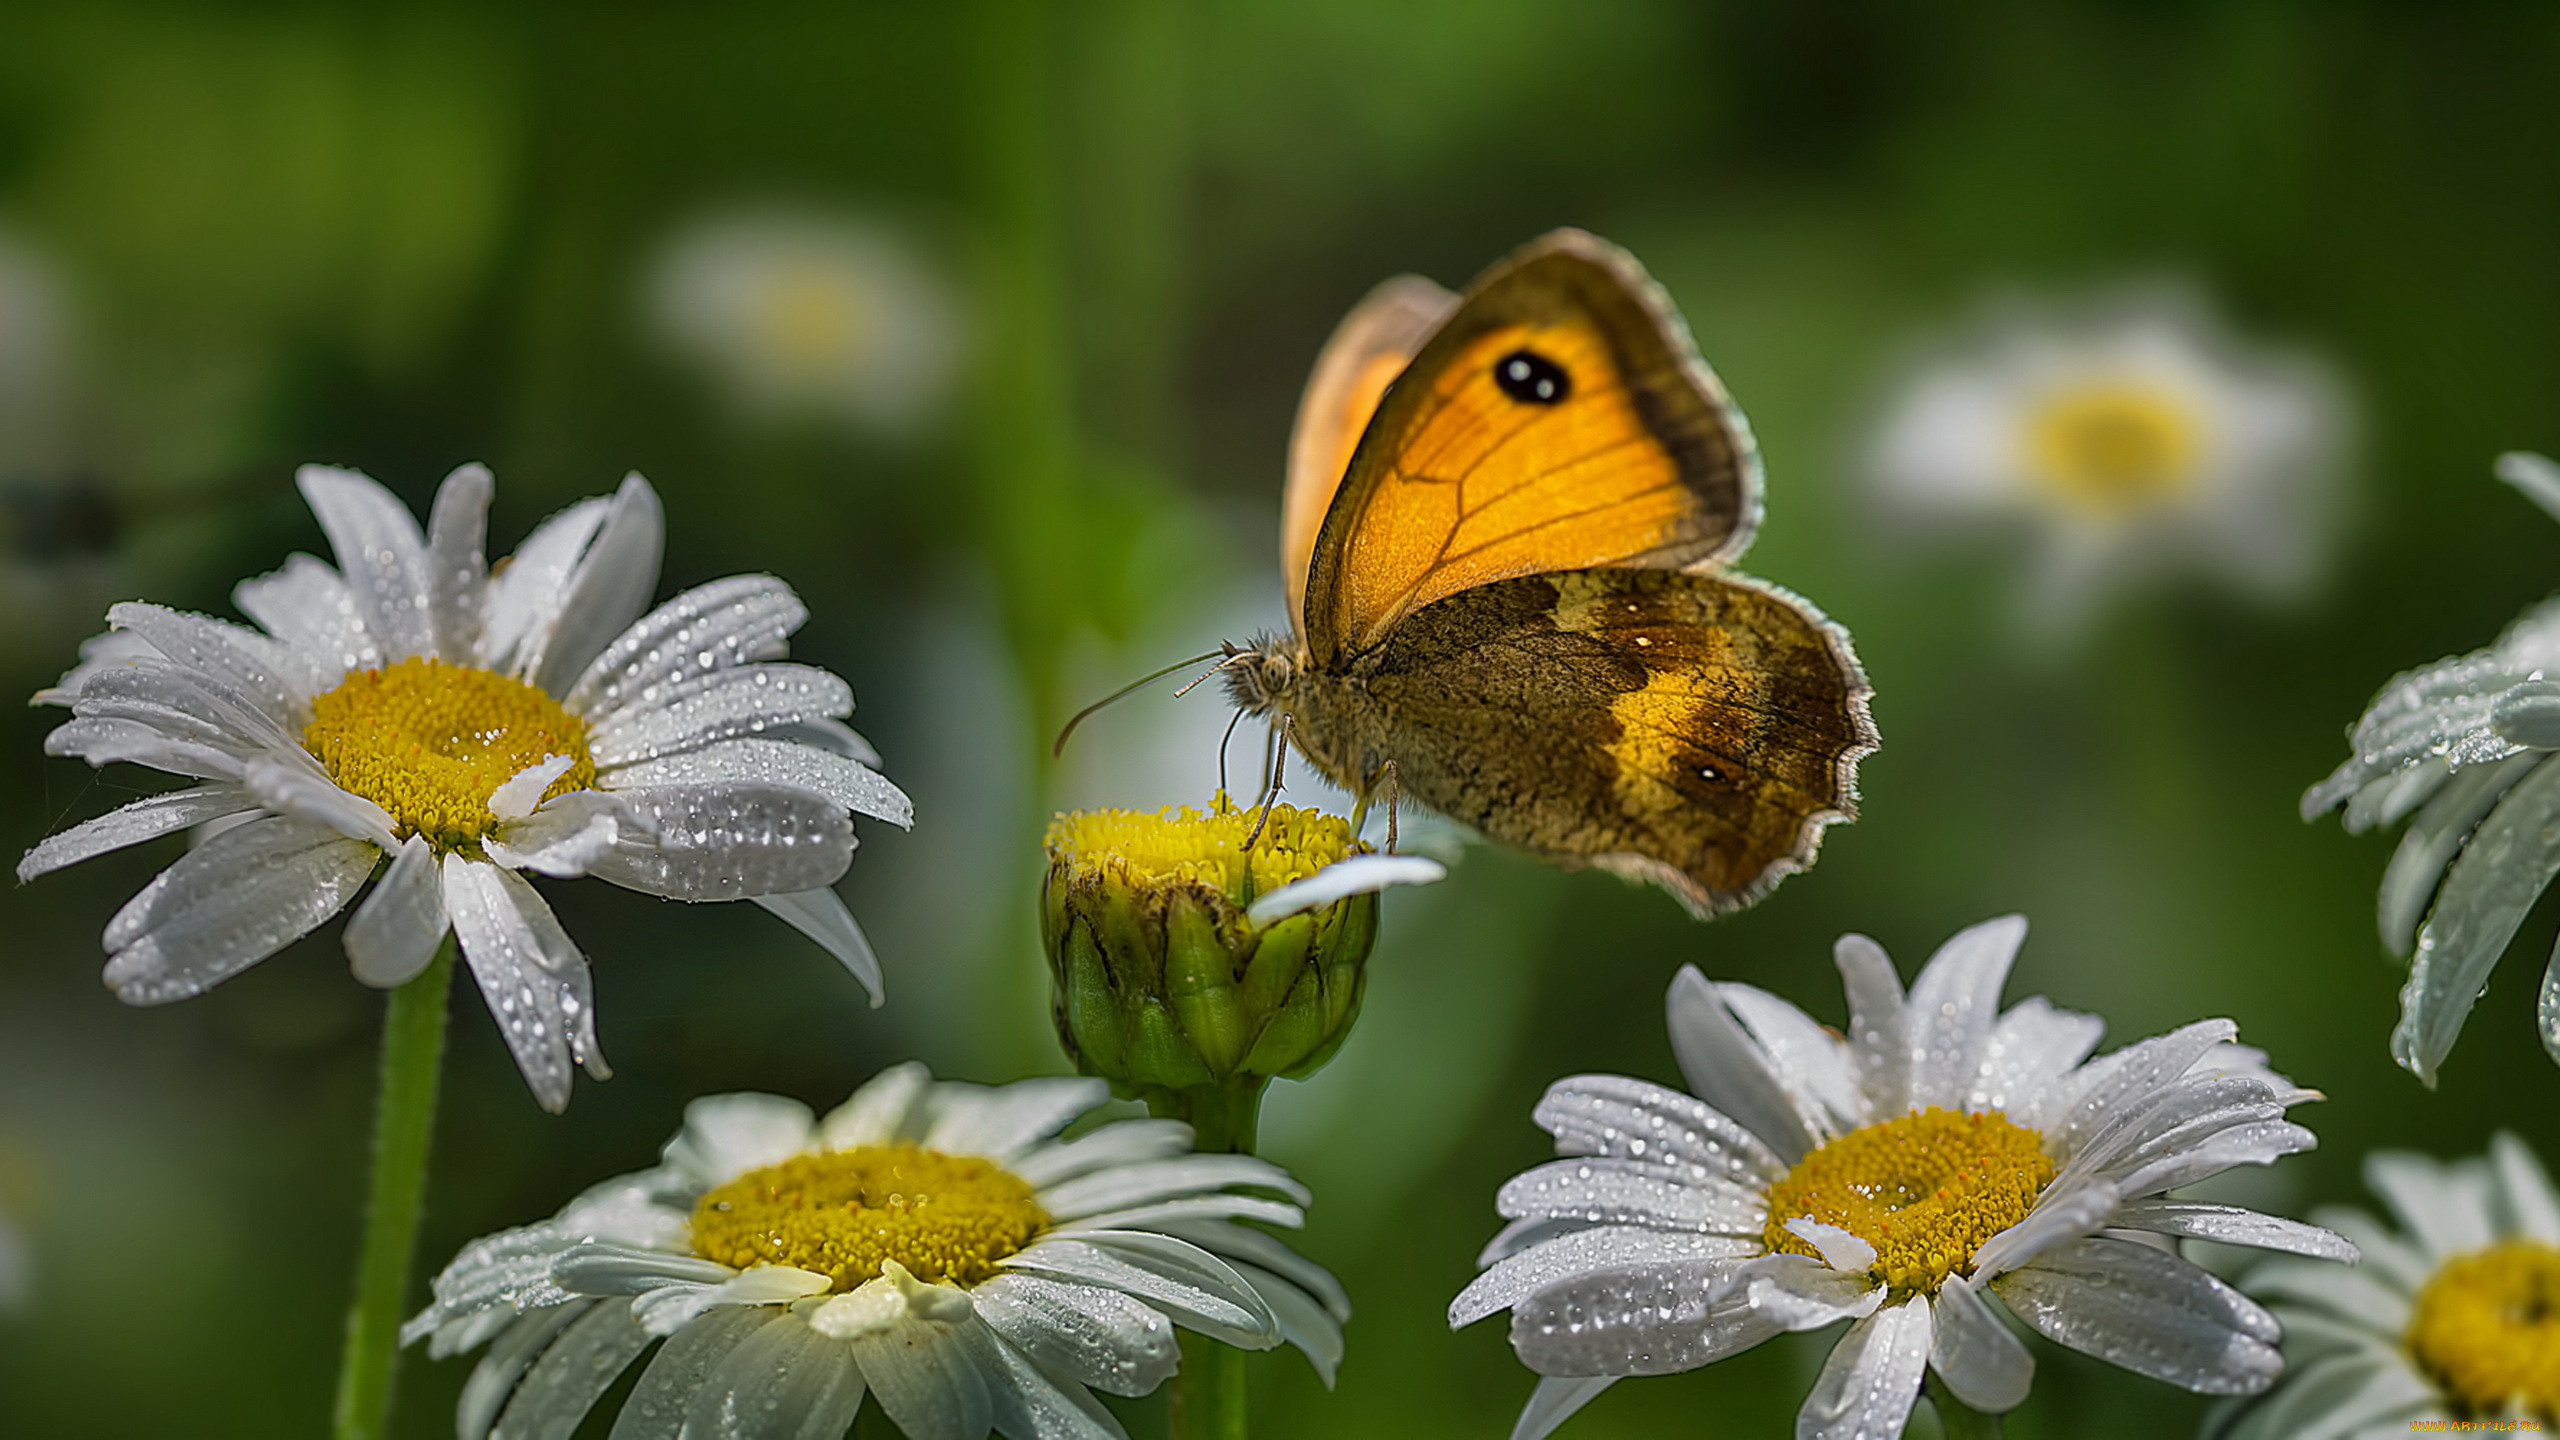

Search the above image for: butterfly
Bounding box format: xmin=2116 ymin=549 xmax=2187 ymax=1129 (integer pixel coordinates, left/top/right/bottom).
xmin=1223 ymin=229 xmax=1877 ymax=917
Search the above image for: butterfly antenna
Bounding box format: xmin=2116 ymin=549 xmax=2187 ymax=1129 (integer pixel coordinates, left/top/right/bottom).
xmin=1052 ymin=649 xmax=1228 ymax=759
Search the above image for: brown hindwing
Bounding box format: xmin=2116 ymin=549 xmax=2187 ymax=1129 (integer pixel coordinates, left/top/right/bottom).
xmin=1339 ymin=567 xmax=1875 ymax=915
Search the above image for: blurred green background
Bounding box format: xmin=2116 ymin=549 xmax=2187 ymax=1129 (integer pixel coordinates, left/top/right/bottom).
xmin=3 ymin=2 xmax=2559 ymax=1435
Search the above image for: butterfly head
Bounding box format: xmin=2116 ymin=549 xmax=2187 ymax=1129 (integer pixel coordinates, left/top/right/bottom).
xmin=1220 ymin=635 xmax=1303 ymax=720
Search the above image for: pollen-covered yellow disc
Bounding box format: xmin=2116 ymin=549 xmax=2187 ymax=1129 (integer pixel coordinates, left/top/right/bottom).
xmin=689 ymin=1146 xmax=1050 ymax=1290
xmin=2407 ymin=1238 xmax=2560 ymax=1416
xmin=1763 ymin=1106 xmax=2055 ymax=1294
xmin=303 ymin=657 xmax=596 ymax=850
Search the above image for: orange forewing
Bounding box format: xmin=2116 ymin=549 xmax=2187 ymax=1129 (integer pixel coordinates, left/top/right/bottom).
xmin=1299 ymin=231 xmax=1758 ymax=663
xmin=1281 ymin=276 xmax=1456 ymax=636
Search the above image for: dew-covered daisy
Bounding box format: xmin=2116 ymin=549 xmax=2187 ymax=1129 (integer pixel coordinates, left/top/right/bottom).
xmin=404 ymin=1062 xmax=1349 ymax=1440
xmin=1866 ymin=288 xmax=2347 ymax=636
xmin=647 ymin=207 xmax=967 ymax=438
xmin=1451 ymin=915 xmax=2350 ymax=1439
xmin=20 ymin=463 xmax=910 ymax=1110
xmin=2214 ymin=1134 xmax=2560 ymax=1434
xmin=2305 ymin=453 xmax=2560 ymax=1085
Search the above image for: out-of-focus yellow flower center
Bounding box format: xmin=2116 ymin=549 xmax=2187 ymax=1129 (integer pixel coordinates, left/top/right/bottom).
xmin=753 ymin=266 xmax=873 ymax=372
xmin=2406 ymin=1238 xmax=2560 ymax=1416
xmin=303 ymin=657 xmax=595 ymax=850
xmin=1763 ymin=1107 xmax=2055 ymax=1295
xmin=1044 ymin=798 xmax=1355 ymax=913
xmin=2024 ymin=382 xmax=2202 ymax=516
xmin=689 ymin=1145 xmax=1049 ymax=1291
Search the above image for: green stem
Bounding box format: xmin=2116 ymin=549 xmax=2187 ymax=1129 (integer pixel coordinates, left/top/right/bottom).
xmin=332 ymin=942 xmax=456 ymax=1440
xmin=1925 ymin=1374 xmax=2004 ymax=1440
xmin=1146 ymin=1079 xmax=1265 ymax=1439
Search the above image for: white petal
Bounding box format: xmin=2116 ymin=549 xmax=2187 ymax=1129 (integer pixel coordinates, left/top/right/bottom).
xmin=105 ymin=601 xmax=309 ymax=729
xmin=482 ymin=1300 xmax=651 ymax=1439
xmin=484 ymin=792 xmax=623 ymax=878
xmin=241 ymin=756 xmax=399 ymax=848
xmin=663 ymin=1093 xmax=818 ymax=1185
xmin=426 ymin=463 xmax=492 ymax=665
xmin=1010 ymin=1120 xmax=1196 ymax=1190
xmin=35 ymin=628 xmax=160 ymax=707
xmin=531 ymin=475 xmax=665 ymax=697
xmin=770 ymin=716 xmax=882 ymax=767
xmin=610 ymin=1307 xmax=779 ymax=1437
xmin=816 ymin=1062 xmax=932 ymax=1150
xmin=588 ymin=664 xmax=856 ymax=768
xmin=1228 ymin=1257 xmax=1345 ymax=1387
xmin=1797 ymin=1299 xmax=1931 ymax=1440
xmin=296 ymin=465 xmax=435 ymax=662
xmin=2040 ymin=1019 xmax=2241 ymax=1162
xmin=1834 ymin=933 xmax=1913 ymax=1120
xmin=1929 ymin=1279 xmax=2031 ymax=1412
xmin=1450 ymin=1227 xmax=1755 ymax=1328
xmin=2498 ymin=450 xmax=2560 ymax=520
xmin=1151 ymin=1217 xmax=1350 ymax=1323
xmin=950 ymin=1313 xmax=1129 ymax=1440
xmin=584 ymin=782 xmax=853 ymax=901
xmin=841 ymin=1298 xmax=991 ymax=1440
xmin=1786 ymin=1219 xmax=1877 ymax=1274
xmin=1512 ymin=1378 xmax=1615 ymax=1440
xmin=1738 ymin=1253 xmax=1888 ymax=1331
xmin=999 ymin=1233 xmax=1276 ymax=1349
xmin=1992 ymin=1236 xmax=2280 ymax=1394
xmin=18 ymin=783 xmax=257 ymax=881
xmin=1038 ymin=1153 xmax=1307 ymax=1220
xmin=750 ymin=888 xmax=885 ymax=1005
xmin=2364 ymin=1150 xmax=2497 ymax=1260
xmin=481 ymin=495 xmax=610 ymax=673
xmin=442 ymin=855 xmax=606 ymax=1113
xmin=1495 ymin=1156 xmax=1762 ymax=1235
xmin=565 ymin=573 xmax=807 ymax=717
xmin=1969 ymin=996 xmax=2107 ymax=1115
xmin=605 ymin=735 xmax=910 ymax=827
xmin=2109 ymin=1200 xmax=2359 ymax=1262
xmin=234 ymin=553 xmax=376 ymax=688
xmin=1052 ymin=1194 xmax=1303 ymax=1239
xmin=73 ymin=654 xmax=300 ymax=756
xmin=2243 ymin=1258 xmax=2413 ymax=1332
xmin=1901 ymin=915 xmax=2028 ymax=1111
xmin=629 ymin=1266 xmax=831 ymax=1336
xmin=923 ymin=1077 xmax=1109 ymax=1162
xmin=43 ymin=716 xmax=241 ymax=780
xmin=2305 ymin=1205 xmax=2432 ymax=1294
xmin=1665 ymin=965 xmax=1815 ymax=1163
xmin=454 ymin=1304 xmax=588 ymax=1440
xmin=1971 ymin=1180 xmax=2121 ymax=1281
xmin=1718 ymin=982 xmax=1865 ymax=1139
xmin=969 ymin=1271 xmax=1180 ymax=1399
xmin=2492 ymin=1132 xmax=2560 ymax=1243
xmin=675 ymin=1306 xmax=866 ymax=1440
xmin=102 ymin=815 xmax=375 ymax=1003
xmin=345 ymin=834 xmax=449 ymax=987
xmin=1244 ymin=853 xmax=1445 ymax=927
xmin=1532 ymin=1073 xmax=1786 ymax=1185
xmin=1508 ymin=1259 xmax=1786 ymax=1376
xmin=490 ymin=754 xmax=578 ymax=822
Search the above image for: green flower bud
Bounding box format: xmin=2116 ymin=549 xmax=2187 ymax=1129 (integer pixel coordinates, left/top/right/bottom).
xmin=1041 ymin=800 xmax=1384 ymax=1105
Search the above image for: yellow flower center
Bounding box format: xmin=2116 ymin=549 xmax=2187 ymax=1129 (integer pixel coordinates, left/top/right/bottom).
xmin=2024 ymin=382 xmax=2202 ymax=517
xmin=753 ymin=265 xmax=873 ymax=372
xmin=2406 ymin=1239 xmax=2560 ymax=1417
xmin=1044 ymin=798 xmax=1355 ymax=912
xmin=689 ymin=1145 xmax=1050 ymax=1290
xmin=1763 ymin=1106 xmax=2056 ymax=1295
xmin=302 ymin=657 xmax=596 ymax=850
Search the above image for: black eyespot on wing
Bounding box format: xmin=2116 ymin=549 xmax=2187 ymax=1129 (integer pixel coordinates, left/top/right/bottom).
xmin=1494 ymin=348 xmax=1570 ymax=405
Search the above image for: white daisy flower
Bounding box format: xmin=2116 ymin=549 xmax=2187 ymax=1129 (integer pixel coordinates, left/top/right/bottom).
xmin=2215 ymin=1134 xmax=2560 ymax=1434
xmin=403 ymin=1063 xmax=1350 ymax=1440
xmin=1866 ymin=287 xmax=2347 ymax=636
xmin=2304 ymin=453 xmax=2560 ymax=1085
xmin=647 ymin=208 xmax=967 ymax=439
xmin=1451 ymin=915 xmax=2352 ymax=1440
xmin=19 ymin=463 xmax=911 ymax=1111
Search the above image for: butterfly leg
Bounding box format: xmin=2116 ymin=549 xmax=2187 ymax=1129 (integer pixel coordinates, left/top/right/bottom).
xmin=1242 ymin=717 xmax=1295 ymax=852
xmin=1214 ymin=706 xmax=1248 ymax=807
xmin=1349 ymin=760 xmax=1402 ymax=853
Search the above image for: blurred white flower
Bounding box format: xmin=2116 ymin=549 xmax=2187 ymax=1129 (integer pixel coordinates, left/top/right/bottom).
xmin=1453 ymin=916 xmax=2349 ymax=1440
xmin=21 ymin=463 xmax=910 ymax=1111
xmin=404 ymin=1064 xmax=1349 ymax=1439
xmin=2216 ymin=1135 xmax=2560 ymax=1434
xmin=0 ymin=1198 xmax=26 ymax=1315
xmin=1866 ymin=287 xmax=2348 ymax=636
xmin=2304 ymin=454 xmax=2560 ymax=1087
xmin=0 ymin=231 xmax=70 ymax=432
xmin=646 ymin=208 xmax=967 ymax=438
